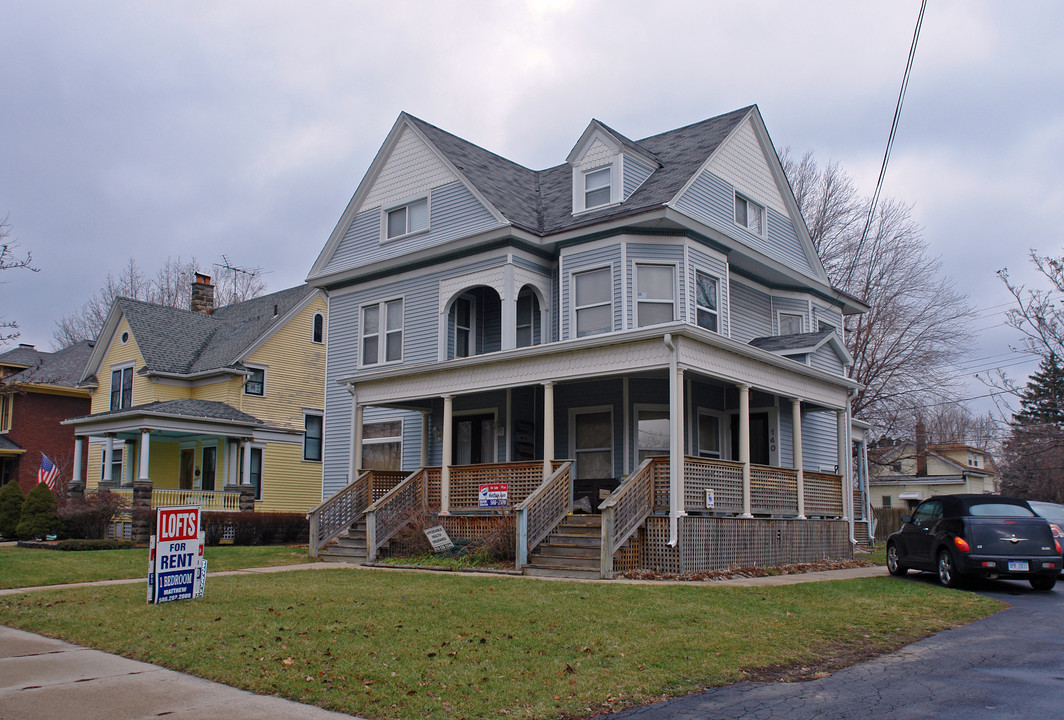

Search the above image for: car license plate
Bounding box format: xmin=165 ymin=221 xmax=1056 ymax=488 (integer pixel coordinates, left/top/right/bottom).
xmin=1008 ymin=560 xmax=1029 ymax=572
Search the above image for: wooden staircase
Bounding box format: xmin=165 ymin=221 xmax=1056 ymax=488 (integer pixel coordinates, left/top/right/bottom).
xmin=318 ymin=518 xmax=369 ymax=564
xmin=524 ymin=514 xmax=603 ymax=579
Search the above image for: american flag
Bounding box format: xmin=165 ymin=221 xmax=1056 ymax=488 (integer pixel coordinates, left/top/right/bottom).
xmin=38 ymin=454 xmax=59 ymax=491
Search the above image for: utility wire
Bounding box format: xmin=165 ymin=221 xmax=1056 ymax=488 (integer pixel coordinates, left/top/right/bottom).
xmin=842 ymin=0 xmax=928 ymax=287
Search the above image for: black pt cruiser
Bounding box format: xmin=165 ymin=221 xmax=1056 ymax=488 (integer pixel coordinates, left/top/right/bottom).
xmin=887 ymin=494 xmax=1062 ymax=591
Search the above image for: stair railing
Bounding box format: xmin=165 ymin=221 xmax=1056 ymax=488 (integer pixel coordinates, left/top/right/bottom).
xmin=598 ymin=457 xmax=656 ymax=578
xmin=306 ymin=471 xmax=374 ymax=558
xmin=364 ymin=468 xmax=427 ymax=562
xmin=514 ymin=461 xmax=572 ymax=569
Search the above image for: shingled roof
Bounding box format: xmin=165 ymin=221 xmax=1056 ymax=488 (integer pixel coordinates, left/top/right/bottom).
xmin=405 ymin=106 xmax=753 ymax=237
xmin=1 ymin=340 xmax=94 ymax=388
xmin=111 ymin=284 xmax=315 ymax=377
xmin=66 ymin=398 xmax=264 ymax=426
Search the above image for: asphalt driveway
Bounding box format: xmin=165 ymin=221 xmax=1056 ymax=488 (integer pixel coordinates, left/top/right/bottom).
xmin=603 ymin=573 xmax=1064 ymax=720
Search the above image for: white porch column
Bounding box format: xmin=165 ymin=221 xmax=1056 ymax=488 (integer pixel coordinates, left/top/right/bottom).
xmin=441 ymin=395 xmax=454 ymax=514
xmin=542 ymin=382 xmax=555 ymax=480
xmin=669 ymin=368 xmax=685 ymax=525
xmin=241 ymin=439 xmax=252 ymax=486
xmin=353 ymin=404 xmax=364 ymax=478
xmin=102 ymin=434 xmax=114 ymax=485
xmin=501 ymin=263 xmax=517 ymax=350
xmin=791 ymin=399 xmax=805 ymax=519
xmin=138 ymin=429 xmax=151 ymax=482
xmin=738 ymin=384 xmax=752 ymax=518
xmin=420 ymin=410 xmax=430 ymax=467
xmin=837 ymin=409 xmax=850 ymax=521
xmin=72 ymin=437 xmax=83 ymax=487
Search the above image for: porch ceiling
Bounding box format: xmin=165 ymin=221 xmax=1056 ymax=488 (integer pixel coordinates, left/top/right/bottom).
xmin=346 ymin=324 xmax=855 ymax=410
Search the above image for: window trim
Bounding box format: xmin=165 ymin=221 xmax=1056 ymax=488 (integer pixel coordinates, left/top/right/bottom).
xmin=583 ymin=166 xmax=613 ymax=210
xmin=694 ymin=270 xmax=720 ymax=333
xmin=572 ymin=160 xmax=621 ymax=215
xmin=634 ymin=262 xmax=677 ymax=328
xmin=516 ymin=286 xmax=541 ymax=348
xmin=241 ymin=444 xmax=265 ymax=501
xmin=312 ymin=312 xmax=324 ymax=344
xmin=569 ymin=405 xmax=614 ymax=480
xmin=634 ymin=403 xmax=671 ymax=464
xmin=571 ymin=266 xmax=614 ymax=339
xmin=110 ymin=363 xmax=134 ymax=411
xmin=734 ymin=192 xmax=764 ymax=236
xmin=696 ymin=408 xmax=724 ymax=459
xmin=101 ymin=444 xmax=124 ymax=484
xmin=453 ymin=294 xmax=475 ymax=359
xmin=243 ymin=364 xmax=267 ymax=397
xmin=361 ymin=419 xmax=404 ymax=471
xmin=0 ymin=393 xmax=12 ymax=432
xmin=778 ymin=311 xmax=805 ymax=336
xmin=382 ymin=196 xmax=430 ymax=242
xmin=303 ymin=411 xmax=324 ymax=462
xmin=361 ymin=298 xmax=404 ymax=367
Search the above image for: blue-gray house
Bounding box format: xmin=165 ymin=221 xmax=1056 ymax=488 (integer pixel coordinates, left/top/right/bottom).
xmin=306 ymin=106 xmax=869 ymax=577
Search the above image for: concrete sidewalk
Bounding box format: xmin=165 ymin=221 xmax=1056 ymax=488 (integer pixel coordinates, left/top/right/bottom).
xmin=0 ymin=626 xmax=363 ymax=720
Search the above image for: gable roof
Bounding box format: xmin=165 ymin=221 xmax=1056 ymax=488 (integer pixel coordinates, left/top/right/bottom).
xmin=0 ymin=344 xmax=49 ymax=371
xmin=749 ymin=330 xmax=853 ymax=366
xmin=1 ymin=341 xmax=94 ymax=389
xmin=870 ymin=442 xmax=996 ymax=478
xmin=82 ymin=285 xmax=318 ymax=382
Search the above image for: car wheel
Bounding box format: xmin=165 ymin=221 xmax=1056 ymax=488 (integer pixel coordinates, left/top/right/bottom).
xmin=886 ymin=543 xmax=908 ymax=576
xmin=1030 ymin=575 xmax=1057 ymax=591
xmin=937 ymin=549 xmax=963 ymax=588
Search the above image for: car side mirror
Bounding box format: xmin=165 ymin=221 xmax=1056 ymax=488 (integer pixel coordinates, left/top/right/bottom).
xmin=900 ymin=515 xmax=912 ymax=524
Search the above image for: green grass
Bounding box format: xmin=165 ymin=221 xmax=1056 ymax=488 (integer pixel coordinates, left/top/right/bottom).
xmin=0 ymin=545 xmax=310 ymax=589
xmin=0 ymin=568 xmax=1001 ymax=720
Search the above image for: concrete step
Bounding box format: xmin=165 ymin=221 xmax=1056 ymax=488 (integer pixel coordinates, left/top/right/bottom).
xmin=523 ymin=565 xmax=602 ymax=580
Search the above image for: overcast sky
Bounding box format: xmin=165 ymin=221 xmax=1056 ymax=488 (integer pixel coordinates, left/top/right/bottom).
xmin=3 ymin=0 xmax=1062 ymax=419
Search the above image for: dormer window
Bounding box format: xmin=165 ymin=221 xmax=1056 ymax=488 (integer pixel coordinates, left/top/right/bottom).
xmin=385 ymin=198 xmax=428 ymax=240
xmin=734 ymin=193 xmax=764 ymax=235
xmin=584 ymin=168 xmax=612 ymax=209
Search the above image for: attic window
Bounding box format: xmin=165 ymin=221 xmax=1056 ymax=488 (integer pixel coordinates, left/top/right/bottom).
xmin=120 ymin=331 xmax=129 ymax=345
xmin=734 ymin=193 xmax=764 ymax=235
xmin=584 ymin=168 xmax=612 ymax=209
xmin=385 ymin=198 xmax=428 ymax=240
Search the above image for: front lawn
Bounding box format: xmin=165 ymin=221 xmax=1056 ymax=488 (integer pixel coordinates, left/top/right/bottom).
xmin=0 ymin=568 xmax=1001 ymax=720
xmin=0 ymin=545 xmax=310 ymax=589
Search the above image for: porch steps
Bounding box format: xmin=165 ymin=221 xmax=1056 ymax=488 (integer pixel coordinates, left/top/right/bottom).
xmin=524 ymin=514 xmax=603 ymax=580
xmin=318 ymin=519 xmax=369 ymax=564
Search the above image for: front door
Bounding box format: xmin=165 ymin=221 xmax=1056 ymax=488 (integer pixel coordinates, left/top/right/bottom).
xmin=731 ymin=412 xmax=770 ymax=465
xmin=179 ymin=449 xmax=194 ymax=490
xmin=201 ymin=446 xmax=216 ymax=492
xmin=453 ymin=413 xmax=495 ymax=465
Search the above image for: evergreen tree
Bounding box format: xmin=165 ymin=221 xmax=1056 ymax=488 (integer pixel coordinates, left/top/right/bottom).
xmin=999 ymin=353 xmax=1064 ymax=502
xmin=0 ymin=481 xmax=24 ymax=538
xmin=1013 ymin=353 xmax=1064 ymax=427
xmin=15 ymin=482 xmax=63 ymax=540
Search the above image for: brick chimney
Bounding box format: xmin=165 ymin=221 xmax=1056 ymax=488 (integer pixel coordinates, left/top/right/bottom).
xmin=915 ymin=420 xmax=928 ymax=477
xmin=190 ymin=272 xmax=215 ymax=314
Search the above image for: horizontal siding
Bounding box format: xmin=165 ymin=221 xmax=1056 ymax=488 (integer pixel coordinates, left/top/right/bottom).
xmin=512 ymin=255 xmax=553 ymax=276
xmin=810 ymin=344 xmax=844 ymax=375
xmin=688 ymin=246 xmax=729 ymax=337
xmin=259 ymin=442 xmax=323 ymax=513
xmin=813 ymin=303 xmax=844 ymax=333
xmin=729 ymin=281 xmax=772 ymax=344
xmin=771 ymin=296 xmax=808 ymax=333
xmin=674 ymin=172 xmax=816 ymax=279
xmin=801 ymin=410 xmax=838 ymax=472
xmin=623 ymin=154 xmax=655 ymax=199
xmin=322 ymin=181 xmax=502 ymax=276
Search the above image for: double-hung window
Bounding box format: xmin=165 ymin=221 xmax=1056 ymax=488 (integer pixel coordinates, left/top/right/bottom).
xmin=362 ymin=299 xmax=403 ymax=365
xmin=385 ymin=198 xmax=428 ymax=240
xmin=779 ymin=312 xmax=804 ymax=335
xmin=362 ymin=420 xmax=402 ymax=471
xmin=734 ymin=193 xmax=764 ymax=235
xmin=695 ymin=271 xmax=719 ymax=332
xmin=516 ymin=288 xmax=541 ymax=348
xmin=454 ymin=296 xmax=473 ymax=358
xmin=584 ymin=167 xmax=612 ymax=209
xmin=573 ymin=267 xmax=612 ymax=338
xmin=110 ymin=365 xmax=133 ymax=411
xmin=242 ymin=447 xmax=263 ymax=500
xmin=244 ymin=367 xmax=265 ymax=396
xmin=0 ymin=394 xmax=11 ymax=431
xmin=304 ymin=412 xmax=323 ymax=462
xmin=635 ymin=264 xmax=675 ymax=327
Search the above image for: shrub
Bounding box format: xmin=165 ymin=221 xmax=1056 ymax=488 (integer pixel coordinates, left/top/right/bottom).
xmin=16 ymin=483 xmax=63 ymax=540
xmin=0 ymin=481 xmax=24 ymax=538
xmin=225 ymin=512 xmax=309 ymax=546
xmin=388 ymin=510 xmax=436 ymax=557
xmin=473 ymin=512 xmax=517 ymax=562
xmin=201 ymin=511 xmax=230 ymax=546
xmin=57 ymin=490 xmax=129 ymax=539
xmin=56 ymin=538 xmax=135 ymax=551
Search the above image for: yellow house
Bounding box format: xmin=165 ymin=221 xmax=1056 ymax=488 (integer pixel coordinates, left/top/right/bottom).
xmin=65 ymin=275 xmax=327 ymax=524
xmin=869 ymin=439 xmax=997 ymax=510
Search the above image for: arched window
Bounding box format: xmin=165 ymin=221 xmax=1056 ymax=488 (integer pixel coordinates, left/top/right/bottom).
xmin=516 ymin=287 xmax=541 ymax=347
xmin=312 ymin=313 xmax=324 ymax=344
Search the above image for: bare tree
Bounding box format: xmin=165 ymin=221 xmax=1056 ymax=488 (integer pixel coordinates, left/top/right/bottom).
xmin=780 ymin=150 xmax=974 ymax=436
xmin=52 ymin=255 xmax=267 ymax=347
xmin=0 ymin=216 xmax=40 ymax=344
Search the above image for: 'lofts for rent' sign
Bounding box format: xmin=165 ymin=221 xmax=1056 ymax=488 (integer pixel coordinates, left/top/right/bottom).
xmin=148 ymin=505 xmax=205 ymax=604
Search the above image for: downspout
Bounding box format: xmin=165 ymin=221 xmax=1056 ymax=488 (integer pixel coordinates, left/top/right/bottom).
xmin=665 ymin=333 xmax=679 ymax=547
xmin=846 ymin=388 xmax=858 ymax=549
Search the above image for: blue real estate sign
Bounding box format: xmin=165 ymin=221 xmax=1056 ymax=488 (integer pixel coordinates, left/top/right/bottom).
xmin=148 ymin=505 xmax=204 ymax=604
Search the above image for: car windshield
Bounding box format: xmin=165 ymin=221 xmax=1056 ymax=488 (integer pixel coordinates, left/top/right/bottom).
xmin=968 ymin=503 xmax=1034 ymax=517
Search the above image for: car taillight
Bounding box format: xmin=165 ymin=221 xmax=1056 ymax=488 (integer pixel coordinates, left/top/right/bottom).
xmin=1055 ymin=539 xmax=1062 ymax=555
xmin=1050 ymin=523 xmax=1064 ymax=540
xmin=954 ymin=536 xmax=971 ymax=552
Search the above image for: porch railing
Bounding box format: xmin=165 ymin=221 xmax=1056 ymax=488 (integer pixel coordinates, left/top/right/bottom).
xmin=514 ymin=461 xmax=573 ymax=569
xmin=365 ymin=468 xmax=431 ymax=562
xmin=681 ymin=457 xmax=843 ymax=517
xmin=599 ymin=457 xmax=658 ymax=578
xmin=105 ymin=488 xmax=242 ymax=512
xmin=447 ymin=461 xmax=557 ymax=510
xmin=307 ymin=469 xmax=408 ymax=557
xmin=804 ymin=471 xmax=845 ymax=518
